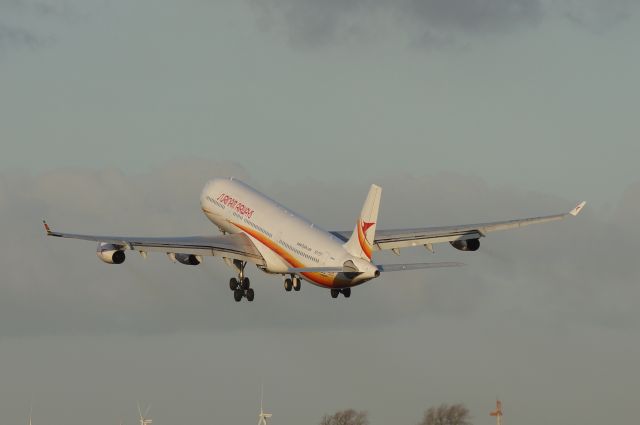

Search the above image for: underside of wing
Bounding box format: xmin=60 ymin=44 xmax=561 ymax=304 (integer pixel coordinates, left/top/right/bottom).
xmin=332 ymin=201 xmax=586 ymax=253
xmin=43 ymin=221 xmax=265 ymax=265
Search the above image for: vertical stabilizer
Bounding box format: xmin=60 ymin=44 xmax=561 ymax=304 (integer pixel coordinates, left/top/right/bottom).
xmin=344 ymin=184 xmax=381 ymax=261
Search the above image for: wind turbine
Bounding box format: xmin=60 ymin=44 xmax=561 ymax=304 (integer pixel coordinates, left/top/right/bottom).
xmin=137 ymin=402 xmax=153 ymax=425
xmin=258 ymin=385 xmax=272 ymax=425
xmin=490 ymin=399 xmax=503 ymax=425
xmin=27 ymin=402 xmax=33 ymax=425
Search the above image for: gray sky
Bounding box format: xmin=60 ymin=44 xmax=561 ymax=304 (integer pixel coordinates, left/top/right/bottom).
xmin=1 ymin=1 xmax=639 ymax=424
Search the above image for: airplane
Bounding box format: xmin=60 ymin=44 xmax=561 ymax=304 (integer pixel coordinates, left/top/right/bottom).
xmin=43 ymin=177 xmax=586 ymax=302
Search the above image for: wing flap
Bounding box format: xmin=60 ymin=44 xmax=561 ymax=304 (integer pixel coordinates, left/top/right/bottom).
xmin=375 ymin=231 xmax=483 ymax=251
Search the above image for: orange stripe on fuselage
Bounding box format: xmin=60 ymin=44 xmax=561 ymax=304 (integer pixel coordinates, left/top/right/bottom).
xmin=230 ymin=221 xmax=345 ymax=288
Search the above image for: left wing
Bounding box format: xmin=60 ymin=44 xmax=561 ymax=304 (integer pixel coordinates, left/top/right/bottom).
xmin=43 ymin=221 xmax=265 ymax=264
xmin=332 ymin=201 xmax=586 ymax=253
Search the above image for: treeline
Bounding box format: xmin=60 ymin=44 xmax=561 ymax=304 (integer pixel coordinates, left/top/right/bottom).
xmin=320 ymin=403 xmax=472 ymax=425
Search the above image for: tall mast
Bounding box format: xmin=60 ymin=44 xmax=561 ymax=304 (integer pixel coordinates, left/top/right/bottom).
xmin=258 ymin=385 xmax=272 ymax=425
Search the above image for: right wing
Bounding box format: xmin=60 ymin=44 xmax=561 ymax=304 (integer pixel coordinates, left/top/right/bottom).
xmin=43 ymin=221 xmax=265 ymax=265
xmin=332 ymin=201 xmax=586 ymax=253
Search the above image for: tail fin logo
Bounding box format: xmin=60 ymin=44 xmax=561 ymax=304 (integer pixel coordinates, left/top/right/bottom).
xmin=361 ymin=220 xmax=375 ymax=236
xmin=358 ymin=219 xmax=375 ymax=260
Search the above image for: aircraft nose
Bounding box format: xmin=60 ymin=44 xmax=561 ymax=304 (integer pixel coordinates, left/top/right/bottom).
xmin=200 ymin=180 xmax=217 ymax=205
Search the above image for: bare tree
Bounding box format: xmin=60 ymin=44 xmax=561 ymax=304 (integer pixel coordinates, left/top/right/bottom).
xmin=419 ymin=403 xmax=472 ymax=425
xmin=320 ymin=409 xmax=369 ymax=425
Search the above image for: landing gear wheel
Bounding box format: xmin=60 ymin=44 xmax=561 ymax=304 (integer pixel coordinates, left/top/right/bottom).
xmin=342 ymin=288 xmax=351 ymax=298
xmin=245 ymin=288 xmax=255 ymax=302
xmin=229 ymin=278 xmax=238 ymax=291
xmin=284 ymin=278 xmax=293 ymax=292
xmin=330 ymin=289 xmax=340 ymax=299
xmin=242 ymin=277 xmax=251 ymax=290
xmin=293 ymin=278 xmax=301 ymax=292
xmin=233 ymin=289 xmax=243 ymax=302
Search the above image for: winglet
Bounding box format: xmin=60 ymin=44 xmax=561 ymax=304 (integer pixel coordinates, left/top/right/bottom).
xmin=569 ymin=201 xmax=586 ymax=217
xmin=42 ymin=219 xmax=52 ymax=235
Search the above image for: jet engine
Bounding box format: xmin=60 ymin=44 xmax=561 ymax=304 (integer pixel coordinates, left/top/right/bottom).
xmin=450 ymin=238 xmax=480 ymax=252
xmin=167 ymin=252 xmax=202 ymax=265
xmin=96 ymin=243 xmax=126 ymax=264
xmin=174 ymin=253 xmax=201 ymax=265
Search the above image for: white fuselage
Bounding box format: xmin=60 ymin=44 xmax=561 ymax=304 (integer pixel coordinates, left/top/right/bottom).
xmin=199 ymin=178 xmax=377 ymax=288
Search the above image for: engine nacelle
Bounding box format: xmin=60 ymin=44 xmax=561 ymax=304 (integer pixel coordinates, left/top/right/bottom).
xmin=96 ymin=243 xmax=126 ymax=264
xmin=450 ymin=238 xmax=480 ymax=252
xmin=174 ymin=253 xmax=201 ymax=265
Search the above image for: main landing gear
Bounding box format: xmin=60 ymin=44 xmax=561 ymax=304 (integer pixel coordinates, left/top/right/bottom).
xmin=283 ymin=275 xmax=302 ymax=292
xmin=228 ymin=260 xmax=254 ymax=302
xmin=330 ymin=288 xmax=351 ymax=299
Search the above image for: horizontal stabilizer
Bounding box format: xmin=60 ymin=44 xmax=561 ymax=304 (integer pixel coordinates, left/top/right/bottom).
xmin=288 ymin=262 xmax=463 ymax=274
xmin=376 ymin=262 xmax=464 ymax=272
